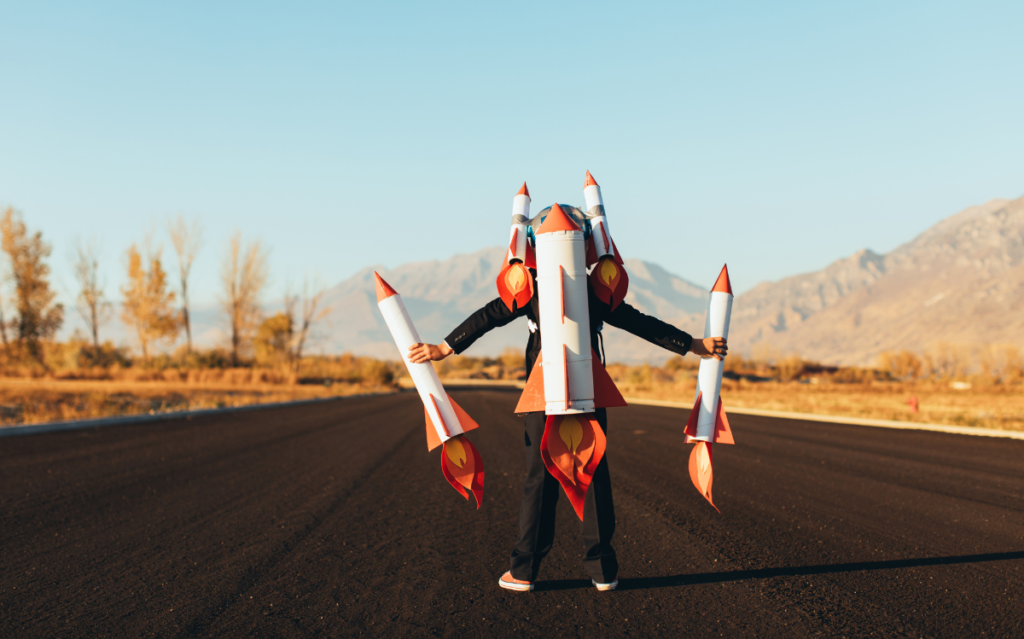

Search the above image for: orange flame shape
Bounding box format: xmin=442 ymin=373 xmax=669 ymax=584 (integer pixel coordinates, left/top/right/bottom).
xmin=590 ymin=256 xmax=629 ymax=310
xmin=496 ymin=261 xmax=534 ymax=312
xmin=441 ymin=434 xmax=485 ymax=509
xmin=540 ymin=413 xmax=606 ymax=519
xmin=688 ymin=441 xmax=719 ymax=512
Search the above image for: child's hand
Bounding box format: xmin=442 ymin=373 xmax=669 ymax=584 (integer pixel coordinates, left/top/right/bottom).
xmin=691 ymin=337 xmax=728 ymax=361
xmin=408 ymin=342 xmax=454 ymax=364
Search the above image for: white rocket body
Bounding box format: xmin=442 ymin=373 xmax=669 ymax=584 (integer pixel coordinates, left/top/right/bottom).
xmin=508 ymin=190 xmax=531 ymax=263
xmin=377 ymin=291 xmax=464 ymax=443
xmin=535 ymin=215 xmax=594 ymax=415
xmin=583 ymin=180 xmax=613 ymax=259
xmin=691 ymin=289 xmax=733 ymax=441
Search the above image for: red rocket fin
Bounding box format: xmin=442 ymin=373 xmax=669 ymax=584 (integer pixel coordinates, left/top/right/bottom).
xmin=684 ymin=392 xmax=702 ymax=443
xmin=713 ymin=397 xmax=735 ymax=445
xmin=425 ymin=408 xmax=443 ymax=451
xmin=448 ymin=394 xmax=480 ymax=435
xmin=585 ymin=235 xmax=599 ymax=268
xmin=610 ymin=238 xmax=625 ymax=265
xmin=591 ymin=349 xmax=627 ymax=408
xmin=524 ymin=240 xmax=536 ymax=269
xmin=515 ymin=352 xmax=546 ymax=413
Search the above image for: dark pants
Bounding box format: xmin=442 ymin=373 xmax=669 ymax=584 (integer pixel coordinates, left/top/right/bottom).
xmin=509 ymin=408 xmax=618 ymax=583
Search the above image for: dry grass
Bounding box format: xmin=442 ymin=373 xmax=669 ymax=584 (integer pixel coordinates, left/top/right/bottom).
xmin=0 ymin=378 xmax=390 ymax=427
xmin=619 ymin=377 xmax=1024 ymax=431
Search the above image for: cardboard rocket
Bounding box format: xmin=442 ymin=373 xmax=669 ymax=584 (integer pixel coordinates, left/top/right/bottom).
xmin=683 ymin=265 xmax=736 ymax=511
xmin=513 ymin=203 xmax=627 ymax=519
xmin=374 ymin=272 xmax=485 ymax=508
xmin=496 ymin=183 xmax=536 ymax=312
xmin=583 ymin=171 xmax=629 ymax=310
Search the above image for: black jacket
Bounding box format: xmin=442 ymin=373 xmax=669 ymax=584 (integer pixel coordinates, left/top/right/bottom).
xmin=444 ymin=276 xmax=693 ymax=376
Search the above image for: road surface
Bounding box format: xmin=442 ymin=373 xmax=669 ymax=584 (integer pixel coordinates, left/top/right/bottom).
xmin=2 ymin=389 xmax=1022 ymax=637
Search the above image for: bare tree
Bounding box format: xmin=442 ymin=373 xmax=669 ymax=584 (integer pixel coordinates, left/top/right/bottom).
xmin=221 ymin=232 xmax=269 ymax=366
xmin=292 ymin=276 xmax=331 ymax=369
xmin=168 ymin=215 xmax=203 ymax=354
xmin=71 ymin=238 xmax=113 ymax=349
xmin=121 ymin=243 xmax=178 ymax=360
xmin=0 ymin=207 xmax=64 ymax=361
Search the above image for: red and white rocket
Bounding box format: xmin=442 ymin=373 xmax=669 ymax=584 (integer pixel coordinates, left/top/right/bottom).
xmin=684 ymin=265 xmax=736 ymax=511
xmin=496 ymin=183 xmax=536 ymax=312
xmin=374 ymin=272 xmax=485 ymax=508
xmin=514 ymin=203 xmax=627 ymax=519
xmin=583 ymin=171 xmax=629 ymax=310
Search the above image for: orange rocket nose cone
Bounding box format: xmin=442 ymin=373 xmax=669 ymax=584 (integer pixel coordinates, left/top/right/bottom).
xmin=711 ymin=264 xmax=733 ymax=295
xmin=518 ymin=182 xmax=530 ymax=197
xmin=374 ymin=272 xmax=399 ymax=302
xmin=537 ymin=203 xmax=580 ymax=234
xmin=584 ymin=170 xmax=598 ymax=187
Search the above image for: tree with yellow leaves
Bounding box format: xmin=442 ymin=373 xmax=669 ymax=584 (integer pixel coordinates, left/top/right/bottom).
xmin=121 ymin=244 xmax=179 ymax=360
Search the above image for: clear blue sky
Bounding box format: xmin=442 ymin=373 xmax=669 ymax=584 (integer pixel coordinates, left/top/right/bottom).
xmin=2 ymin=1 xmax=1022 ymax=324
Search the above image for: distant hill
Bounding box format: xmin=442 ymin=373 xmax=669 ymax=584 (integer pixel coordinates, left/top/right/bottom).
xmin=727 ymin=196 xmax=1024 ymax=365
xmin=314 ymin=249 xmax=710 ymax=365
xmin=75 ymin=194 xmax=1024 ymax=367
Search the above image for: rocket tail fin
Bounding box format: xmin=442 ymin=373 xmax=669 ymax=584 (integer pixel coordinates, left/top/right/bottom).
xmin=424 ymin=395 xmax=480 ymax=452
xmin=591 ymin=349 xmax=628 ymax=408
xmin=684 ymin=395 xmax=735 ymax=445
xmin=713 ymin=398 xmax=735 ymax=445
xmin=515 ymin=351 xmax=546 ymax=414
xmin=585 ymin=236 xmax=598 ymax=268
xmin=684 ymin=392 xmax=702 ymax=442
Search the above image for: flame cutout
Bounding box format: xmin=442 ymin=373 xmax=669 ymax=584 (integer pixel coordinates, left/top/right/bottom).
xmin=590 ymin=256 xmax=629 ymax=310
xmin=497 ymin=260 xmax=534 ymax=312
xmin=688 ymin=441 xmax=719 ymax=513
xmin=540 ymin=413 xmax=605 ymax=519
xmin=506 ymin=262 xmax=527 ymax=294
xmin=441 ymin=434 xmax=485 ymax=509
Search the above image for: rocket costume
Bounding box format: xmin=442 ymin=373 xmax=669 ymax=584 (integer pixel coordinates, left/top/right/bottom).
xmin=374 ymin=172 xmax=736 ymax=588
xmin=443 ymin=175 xmax=697 ymax=585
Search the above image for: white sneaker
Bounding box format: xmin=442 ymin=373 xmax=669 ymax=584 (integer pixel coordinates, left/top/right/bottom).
xmin=592 ymin=578 xmax=618 ymax=591
xmin=499 ymin=571 xmax=534 ymax=592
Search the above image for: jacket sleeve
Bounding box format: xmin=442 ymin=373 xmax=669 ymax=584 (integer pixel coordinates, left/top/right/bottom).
xmin=603 ymin=301 xmax=693 ymax=357
xmin=444 ymin=298 xmax=527 ymax=355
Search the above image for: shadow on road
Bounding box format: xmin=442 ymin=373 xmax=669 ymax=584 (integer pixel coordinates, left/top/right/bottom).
xmin=533 ymin=550 xmax=1024 ymax=592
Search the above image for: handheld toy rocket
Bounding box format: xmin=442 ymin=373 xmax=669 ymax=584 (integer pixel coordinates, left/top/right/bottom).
xmin=375 ymin=272 xmax=485 ymax=508
xmin=511 ymin=200 xmax=627 ymax=519
xmin=683 ymin=265 xmax=736 ymax=511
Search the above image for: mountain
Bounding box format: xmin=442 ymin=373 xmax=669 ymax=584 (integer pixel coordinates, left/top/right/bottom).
xmin=74 ymin=194 xmax=1024 ymax=368
xmin=728 ymin=196 xmax=1024 ymax=365
xmin=314 ymin=248 xmax=709 ymax=364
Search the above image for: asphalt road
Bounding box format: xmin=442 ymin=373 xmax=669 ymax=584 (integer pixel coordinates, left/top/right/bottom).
xmin=2 ymin=389 xmax=1023 ymax=638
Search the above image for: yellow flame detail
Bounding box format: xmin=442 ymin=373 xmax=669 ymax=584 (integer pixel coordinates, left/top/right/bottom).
xmin=506 ymin=264 xmax=526 ymax=293
xmin=558 ymin=416 xmax=583 ymax=454
xmin=599 ymin=259 xmax=618 ymax=288
xmin=445 ymin=437 xmax=467 ymax=468
xmin=698 ymin=442 xmax=711 ymax=474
